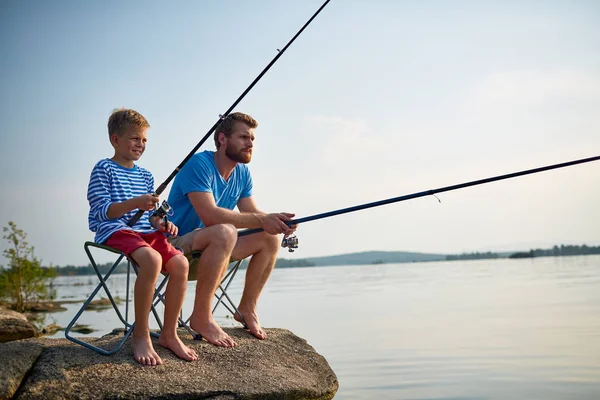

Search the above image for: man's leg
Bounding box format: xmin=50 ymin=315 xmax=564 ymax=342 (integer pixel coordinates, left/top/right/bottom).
xmin=186 ymin=224 xmax=238 ymax=347
xmin=231 ymin=231 xmax=280 ymax=340
xmin=157 ymin=253 xmax=198 ymax=361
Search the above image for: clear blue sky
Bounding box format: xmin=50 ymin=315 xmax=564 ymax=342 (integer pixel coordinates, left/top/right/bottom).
xmin=1 ymin=0 xmax=599 ymax=266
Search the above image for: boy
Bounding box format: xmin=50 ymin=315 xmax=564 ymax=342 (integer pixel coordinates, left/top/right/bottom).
xmin=87 ymin=108 xmax=197 ymax=366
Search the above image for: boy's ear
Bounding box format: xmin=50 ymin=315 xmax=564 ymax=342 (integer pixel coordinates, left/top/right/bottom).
xmin=110 ymin=133 xmax=119 ymax=147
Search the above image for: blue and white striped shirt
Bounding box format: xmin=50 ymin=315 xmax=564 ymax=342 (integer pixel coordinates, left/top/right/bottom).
xmin=87 ymin=158 xmax=156 ymax=243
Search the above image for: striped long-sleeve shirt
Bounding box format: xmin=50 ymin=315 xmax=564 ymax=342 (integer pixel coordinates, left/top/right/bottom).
xmin=87 ymin=158 xmax=156 ymax=243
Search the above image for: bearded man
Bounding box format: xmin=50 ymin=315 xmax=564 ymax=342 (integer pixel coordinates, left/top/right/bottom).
xmin=167 ymin=112 xmax=296 ymax=347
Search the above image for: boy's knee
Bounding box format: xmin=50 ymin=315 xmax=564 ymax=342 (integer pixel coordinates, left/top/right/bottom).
xmin=167 ymin=255 xmax=189 ymax=279
xmin=132 ymin=246 xmax=162 ymax=270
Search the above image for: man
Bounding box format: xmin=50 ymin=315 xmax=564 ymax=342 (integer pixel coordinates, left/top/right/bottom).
xmin=167 ymin=112 xmax=296 ymax=347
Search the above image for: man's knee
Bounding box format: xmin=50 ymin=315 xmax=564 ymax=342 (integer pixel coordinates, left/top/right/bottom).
xmin=264 ymin=233 xmax=280 ymax=254
xmin=194 ymin=223 xmax=237 ymax=251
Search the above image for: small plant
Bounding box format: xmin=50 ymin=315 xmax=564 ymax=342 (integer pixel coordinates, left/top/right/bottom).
xmin=0 ymin=221 xmax=57 ymax=312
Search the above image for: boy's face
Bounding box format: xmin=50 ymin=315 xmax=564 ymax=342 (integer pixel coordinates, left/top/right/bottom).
xmin=111 ymin=127 xmax=147 ymax=162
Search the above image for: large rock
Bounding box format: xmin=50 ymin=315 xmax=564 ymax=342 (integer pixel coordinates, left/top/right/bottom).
xmin=5 ymin=328 xmax=338 ymax=399
xmin=0 ymin=340 xmax=44 ymax=400
xmin=0 ymin=308 xmax=40 ymax=343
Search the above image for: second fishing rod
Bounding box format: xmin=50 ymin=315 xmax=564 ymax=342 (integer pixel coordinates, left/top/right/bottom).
xmin=240 ymin=155 xmax=600 ymax=246
xmin=128 ymin=0 xmax=331 ymax=227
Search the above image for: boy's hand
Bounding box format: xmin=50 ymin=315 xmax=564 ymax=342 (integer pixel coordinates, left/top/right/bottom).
xmin=136 ymin=194 xmax=159 ymax=211
xmin=157 ymin=219 xmax=178 ymax=236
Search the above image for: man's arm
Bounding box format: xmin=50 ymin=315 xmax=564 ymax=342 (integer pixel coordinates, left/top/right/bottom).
xmin=188 ymin=192 xmax=295 ymax=235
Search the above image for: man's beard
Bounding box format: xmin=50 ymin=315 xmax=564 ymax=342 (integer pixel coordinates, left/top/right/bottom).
xmin=225 ymin=144 xmax=252 ymax=164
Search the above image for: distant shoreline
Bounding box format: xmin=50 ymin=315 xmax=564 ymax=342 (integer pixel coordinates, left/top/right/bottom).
xmin=50 ymin=244 xmax=600 ymax=276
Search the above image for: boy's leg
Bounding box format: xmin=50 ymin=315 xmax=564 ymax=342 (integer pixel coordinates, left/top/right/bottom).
xmin=129 ymin=246 xmax=163 ymax=366
xmin=148 ymin=233 xmax=198 ymax=361
xmin=105 ymin=230 xmax=163 ymax=366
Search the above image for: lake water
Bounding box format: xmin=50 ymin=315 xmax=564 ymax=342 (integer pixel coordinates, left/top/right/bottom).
xmin=46 ymin=255 xmax=600 ymax=399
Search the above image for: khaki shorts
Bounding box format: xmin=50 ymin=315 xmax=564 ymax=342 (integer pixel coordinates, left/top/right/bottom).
xmin=168 ymin=230 xmax=238 ymax=281
xmin=168 ymin=229 xmax=200 ymax=255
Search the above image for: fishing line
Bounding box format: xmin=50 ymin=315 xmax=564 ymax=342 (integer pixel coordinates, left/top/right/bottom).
xmin=240 ymin=155 xmax=600 ymax=239
xmin=128 ymin=0 xmax=331 ymax=226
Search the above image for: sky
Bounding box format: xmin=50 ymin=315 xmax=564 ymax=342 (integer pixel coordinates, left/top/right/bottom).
xmin=0 ymin=0 xmax=599 ymax=266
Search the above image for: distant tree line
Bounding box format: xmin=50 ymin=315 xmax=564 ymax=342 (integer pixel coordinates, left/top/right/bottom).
xmin=52 ymin=257 xmax=316 ymax=276
xmin=46 ymin=244 xmax=600 ymax=275
xmin=447 ymin=244 xmax=600 ymax=261
xmin=56 ymin=262 xmax=129 ymax=276
xmin=445 ymin=252 xmax=500 ymax=261
xmin=509 ymin=245 xmax=600 ymax=259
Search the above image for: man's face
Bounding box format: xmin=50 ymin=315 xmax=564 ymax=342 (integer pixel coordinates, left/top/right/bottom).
xmin=224 ymin=122 xmax=255 ymax=164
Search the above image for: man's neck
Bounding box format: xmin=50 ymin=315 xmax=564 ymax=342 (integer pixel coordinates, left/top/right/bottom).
xmin=213 ymin=150 xmax=237 ymax=181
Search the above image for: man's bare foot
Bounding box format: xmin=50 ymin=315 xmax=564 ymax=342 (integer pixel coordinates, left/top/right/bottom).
xmin=158 ymin=334 xmax=199 ymax=361
xmin=190 ymin=315 xmax=237 ymax=347
xmin=235 ymin=309 xmax=267 ymax=340
xmin=131 ymin=334 xmax=163 ymax=366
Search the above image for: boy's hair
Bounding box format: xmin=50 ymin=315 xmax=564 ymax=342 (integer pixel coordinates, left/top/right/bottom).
xmin=214 ymin=112 xmax=258 ymax=149
xmin=107 ymin=108 xmax=150 ymax=138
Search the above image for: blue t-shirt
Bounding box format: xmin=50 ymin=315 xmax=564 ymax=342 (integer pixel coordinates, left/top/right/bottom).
xmin=168 ymin=150 xmax=253 ymax=235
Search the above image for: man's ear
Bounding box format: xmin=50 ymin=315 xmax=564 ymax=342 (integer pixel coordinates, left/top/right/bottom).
xmin=218 ymin=132 xmax=227 ymax=147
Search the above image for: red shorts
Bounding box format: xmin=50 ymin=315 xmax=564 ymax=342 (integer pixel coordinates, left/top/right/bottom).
xmin=104 ymin=230 xmax=182 ymax=271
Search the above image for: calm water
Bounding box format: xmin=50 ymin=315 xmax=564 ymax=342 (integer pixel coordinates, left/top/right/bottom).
xmin=46 ymin=255 xmax=600 ymax=399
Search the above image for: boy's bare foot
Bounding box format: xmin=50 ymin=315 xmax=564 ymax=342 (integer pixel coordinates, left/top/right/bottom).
xmin=131 ymin=334 xmax=163 ymax=366
xmin=235 ymin=309 xmax=267 ymax=340
xmin=190 ymin=316 xmax=237 ymax=347
xmin=158 ymin=335 xmax=199 ymax=361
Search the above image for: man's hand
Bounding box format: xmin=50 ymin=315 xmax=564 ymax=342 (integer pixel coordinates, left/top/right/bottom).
xmin=259 ymin=213 xmax=296 ymax=235
xmin=136 ymin=194 xmax=159 ymax=211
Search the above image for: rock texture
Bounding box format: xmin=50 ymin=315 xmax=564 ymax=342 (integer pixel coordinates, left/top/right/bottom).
xmin=0 ymin=340 xmax=44 ymax=400
xmin=0 ymin=308 xmax=40 ymax=343
xmin=1 ymin=328 xmax=338 ymax=400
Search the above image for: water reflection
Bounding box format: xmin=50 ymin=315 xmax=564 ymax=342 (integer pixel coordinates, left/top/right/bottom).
xmin=47 ymin=255 xmax=600 ymax=399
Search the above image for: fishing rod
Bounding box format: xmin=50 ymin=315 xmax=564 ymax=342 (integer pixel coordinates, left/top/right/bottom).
xmin=128 ymin=0 xmax=331 ymax=226
xmin=240 ymin=155 xmax=600 ymax=242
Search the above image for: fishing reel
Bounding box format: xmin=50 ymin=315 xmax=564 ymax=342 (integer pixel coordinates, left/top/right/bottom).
xmin=151 ymin=200 xmax=173 ymax=227
xmin=281 ymin=235 xmax=299 ymax=252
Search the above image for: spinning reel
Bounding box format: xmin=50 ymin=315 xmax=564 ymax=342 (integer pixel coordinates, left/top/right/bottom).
xmin=151 ymin=200 xmax=173 ymax=227
xmin=281 ymin=235 xmax=299 ymax=252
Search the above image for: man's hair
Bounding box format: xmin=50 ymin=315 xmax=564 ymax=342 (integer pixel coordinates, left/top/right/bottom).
xmin=107 ymin=108 xmax=150 ymax=138
xmin=214 ymin=112 xmax=258 ymax=149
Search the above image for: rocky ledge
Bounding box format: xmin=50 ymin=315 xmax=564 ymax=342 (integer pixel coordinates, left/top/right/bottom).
xmin=0 ymin=328 xmax=338 ymax=399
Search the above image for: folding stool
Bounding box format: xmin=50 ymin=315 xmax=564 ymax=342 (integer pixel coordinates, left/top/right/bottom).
xmin=64 ymin=241 xmax=188 ymax=355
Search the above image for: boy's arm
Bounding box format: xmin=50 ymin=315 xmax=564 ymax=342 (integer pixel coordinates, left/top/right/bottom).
xmin=107 ymin=195 xmax=157 ymax=219
xmin=88 ymin=164 xmax=158 ymax=221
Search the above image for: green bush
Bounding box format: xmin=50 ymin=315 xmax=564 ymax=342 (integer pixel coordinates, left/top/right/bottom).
xmin=0 ymin=221 xmax=56 ymax=312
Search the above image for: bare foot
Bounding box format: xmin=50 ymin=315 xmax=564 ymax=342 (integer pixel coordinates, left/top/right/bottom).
xmin=190 ymin=315 xmax=237 ymax=347
xmin=158 ymin=334 xmax=199 ymax=361
xmin=235 ymin=309 xmax=267 ymax=340
xmin=131 ymin=334 xmax=163 ymax=366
